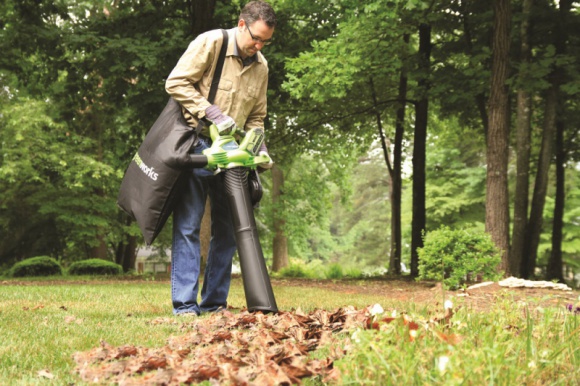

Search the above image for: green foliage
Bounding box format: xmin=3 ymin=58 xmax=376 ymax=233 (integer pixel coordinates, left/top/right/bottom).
xmin=1 ymin=0 xmax=579 ymax=278
xmin=68 ymin=259 xmax=123 ymax=276
xmin=10 ymin=256 xmax=63 ymax=277
xmin=537 ymin=168 xmax=580 ymax=268
xmin=0 ymin=0 xmax=231 ymax=264
xmin=325 ymin=263 xmax=344 ymax=279
xmin=329 ymin=145 xmax=391 ymax=266
xmin=0 ymin=97 xmax=120 ymax=263
xmin=258 ymin=148 xmax=360 ymax=263
xmin=276 ymin=263 xmax=311 ymax=278
xmin=417 ymin=226 xmax=503 ymax=289
xmin=283 ymin=0 xmax=406 ymax=105
xmin=423 ymin=115 xmax=487 ymax=228
xmin=272 ymin=259 xmax=326 ymax=279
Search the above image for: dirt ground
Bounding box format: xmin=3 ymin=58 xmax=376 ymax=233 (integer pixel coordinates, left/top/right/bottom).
xmin=271 ymin=277 xmax=580 ymax=313
xmin=3 ymin=276 xmax=578 ymax=313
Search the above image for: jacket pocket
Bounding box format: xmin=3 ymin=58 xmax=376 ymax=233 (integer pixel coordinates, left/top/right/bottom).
xmin=218 ymin=78 xmax=233 ymax=91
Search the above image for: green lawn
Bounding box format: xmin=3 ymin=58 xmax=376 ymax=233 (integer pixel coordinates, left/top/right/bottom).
xmin=1 ymin=276 xmax=579 ymax=385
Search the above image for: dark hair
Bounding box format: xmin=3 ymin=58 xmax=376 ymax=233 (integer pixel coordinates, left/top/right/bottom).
xmin=240 ymin=1 xmax=277 ymax=28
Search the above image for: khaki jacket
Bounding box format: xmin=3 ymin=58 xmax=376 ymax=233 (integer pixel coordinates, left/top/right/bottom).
xmin=165 ymin=28 xmax=268 ymax=135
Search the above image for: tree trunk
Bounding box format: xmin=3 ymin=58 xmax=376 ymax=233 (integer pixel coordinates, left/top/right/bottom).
xmin=271 ymin=165 xmax=288 ymax=271
xmin=115 ymin=215 xmax=137 ymax=272
xmin=544 ymin=0 xmax=571 ymax=282
xmin=509 ymin=0 xmax=533 ymax=277
xmin=187 ymin=0 xmax=216 ymax=274
xmin=411 ymin=23 xmax=431 ymax=278
xmin=389 ymin=34 xmax=409 ymax=276
xmin=546 ymin=120 xmax=565 ymax=282
xmin=521 ymin=0 xmax=571 ymax=278
xmin=88 ymin=105 xmax=109 ymax=261
xmin=460 ymin=1 xmax=489 ymax=137
xmin=369 ymin=76 xmax=393 ymax=272
xmin=190 ymin=0 xmax=217 ymax=36
xmin=199 ymin=198 xmax=211 ymax=274
xmin=521 ymin=85 xmax=557 ymax=278
xmin=121 ymin=236 xmax=137 ymax=273
xmin=90 ymin=235 xmax=109 ymax=260
xmin=486 ymin=0 xmax=511 ymax=273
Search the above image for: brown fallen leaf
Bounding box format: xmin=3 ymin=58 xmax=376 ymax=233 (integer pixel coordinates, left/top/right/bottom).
xmin=72 ymin=305 xmax=425 ymax=385
xmin=433 ymin=330 xmax=462 ymax=345
xmin=141 ymin=355 xmax=167 ymax=371
xmin=253 ymin=361 xmax=293 ymax=385
xmin=114 ymin=345 xmax=138 ymax=359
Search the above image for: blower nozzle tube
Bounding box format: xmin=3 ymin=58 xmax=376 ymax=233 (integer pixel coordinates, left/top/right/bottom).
xmin=223 ymin=167 xmax=278 ymax=313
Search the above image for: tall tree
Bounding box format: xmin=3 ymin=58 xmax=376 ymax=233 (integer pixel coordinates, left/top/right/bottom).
xmin=262 ymin=0 xmax=347 ymax=268
xmin=411 ymin=22 xmax=431 ymax=278
xmin=546 ymin=119 xmax=565 ymax=281
xmin=188 ymin=0 xmax=219 ymax=268
xmin=282 ymin=0 xmax=414 ymax=273
xmin=191 ymin=0 xmax=218 ymax=36
xmin=388 ymin=33 xmax=409 ymax=276
xmin=510 ymin=0 xmax=533 ymax=277
xmin=521 ymin=0 xmax=572 ymax=278
xmin=545 ymin=0 xmax=574 ymax=281
xmin=486 ymin=0 xmax=512 ymax=273
xmin=0 ymin=0 xmax=232 ymax=267
xmin=271 ymin=165 xmax=288 ymax=271
xmin=459 ymin=0 xmax=490 ymax=137
xmin=522 ymin=84 xmax=558 ymax=278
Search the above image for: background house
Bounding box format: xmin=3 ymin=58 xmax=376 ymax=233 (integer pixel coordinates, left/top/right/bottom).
xmin=135 ymin=247 xmax=171 ymax=274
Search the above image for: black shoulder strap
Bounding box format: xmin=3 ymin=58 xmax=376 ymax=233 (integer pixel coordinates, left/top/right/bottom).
xmin=208 ymin=29 xmax=229 ymax=104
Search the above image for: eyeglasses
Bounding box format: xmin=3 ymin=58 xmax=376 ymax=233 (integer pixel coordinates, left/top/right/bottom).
xmin=244 ymin=20 xmax=272 ymax=46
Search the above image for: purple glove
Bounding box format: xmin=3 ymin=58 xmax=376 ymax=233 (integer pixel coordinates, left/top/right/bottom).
xmin=258 ymin=142 xmax=273 ymax=171
xmin=205 ymin=105 xmax=236 ymax=135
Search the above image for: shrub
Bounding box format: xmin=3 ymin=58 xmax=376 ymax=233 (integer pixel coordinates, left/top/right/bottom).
xmin=68 ymin=259 xmax=123 ymax=276
xmin=325 ymin=263 xmax=344 ymax=279
xmin=417 ymin=226 xmax=503 ymax=289
xmin=10 ymin=256 xmax=63 ymax=277
xmin=277 ymin=263 xmax=310 ymax=278
xmin=362 ymin=266 xmax=388 ymax=278
xmin=344 ymin=267 xmax=363 ymax=279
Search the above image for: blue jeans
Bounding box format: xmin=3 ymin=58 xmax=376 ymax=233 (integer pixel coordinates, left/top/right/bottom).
xmin=171 ymin=137 xmax=236 ymax=315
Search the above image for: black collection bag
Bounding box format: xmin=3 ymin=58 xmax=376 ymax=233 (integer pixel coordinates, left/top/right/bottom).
xmin=117 ymin=30 xmax=229 ymax=245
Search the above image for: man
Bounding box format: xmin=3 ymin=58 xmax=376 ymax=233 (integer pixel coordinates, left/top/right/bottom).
xmin=165 ymin=1 xmax=276 ymax=316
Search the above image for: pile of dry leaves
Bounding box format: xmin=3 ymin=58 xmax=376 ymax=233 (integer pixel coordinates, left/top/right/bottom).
xmin=74 ymin=306 xmax=377 ymax=385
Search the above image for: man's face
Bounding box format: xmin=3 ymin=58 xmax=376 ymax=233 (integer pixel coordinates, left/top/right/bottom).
xmin=237 ymin=19 xmax=274 ymax=59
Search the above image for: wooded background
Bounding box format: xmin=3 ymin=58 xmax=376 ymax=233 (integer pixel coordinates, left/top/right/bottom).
xmin=1 ymin=0 xmax=578 ymax=282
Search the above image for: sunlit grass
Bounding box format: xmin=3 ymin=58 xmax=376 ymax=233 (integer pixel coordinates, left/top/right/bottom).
xmin=0 ymin=276 xmax=392 ymax=385
xmin=1 ymin=276 xmax=578 ymax=385
xmin=335 ymin=295 xmax=580 ymax=385
xmin=1 ymin=281 xmax=173 ymax=384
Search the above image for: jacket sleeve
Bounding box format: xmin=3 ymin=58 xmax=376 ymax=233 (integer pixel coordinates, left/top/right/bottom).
xmin=165 ymin=33 xmax=216 ymax=119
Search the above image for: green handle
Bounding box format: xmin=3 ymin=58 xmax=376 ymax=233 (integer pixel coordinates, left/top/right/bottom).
xmin=203 ymin=125 xmax=272 ymax=170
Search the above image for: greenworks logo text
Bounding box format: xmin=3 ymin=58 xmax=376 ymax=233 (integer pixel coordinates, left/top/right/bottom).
xmin=133 ymin=153 xmax=159 ymax=181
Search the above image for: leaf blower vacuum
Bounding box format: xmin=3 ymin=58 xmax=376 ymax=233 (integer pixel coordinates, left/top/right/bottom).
xmin=187 ymin=124 xmax=278 ymax=314
xmin=117 ymin=98 xmax=278 ymax=314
